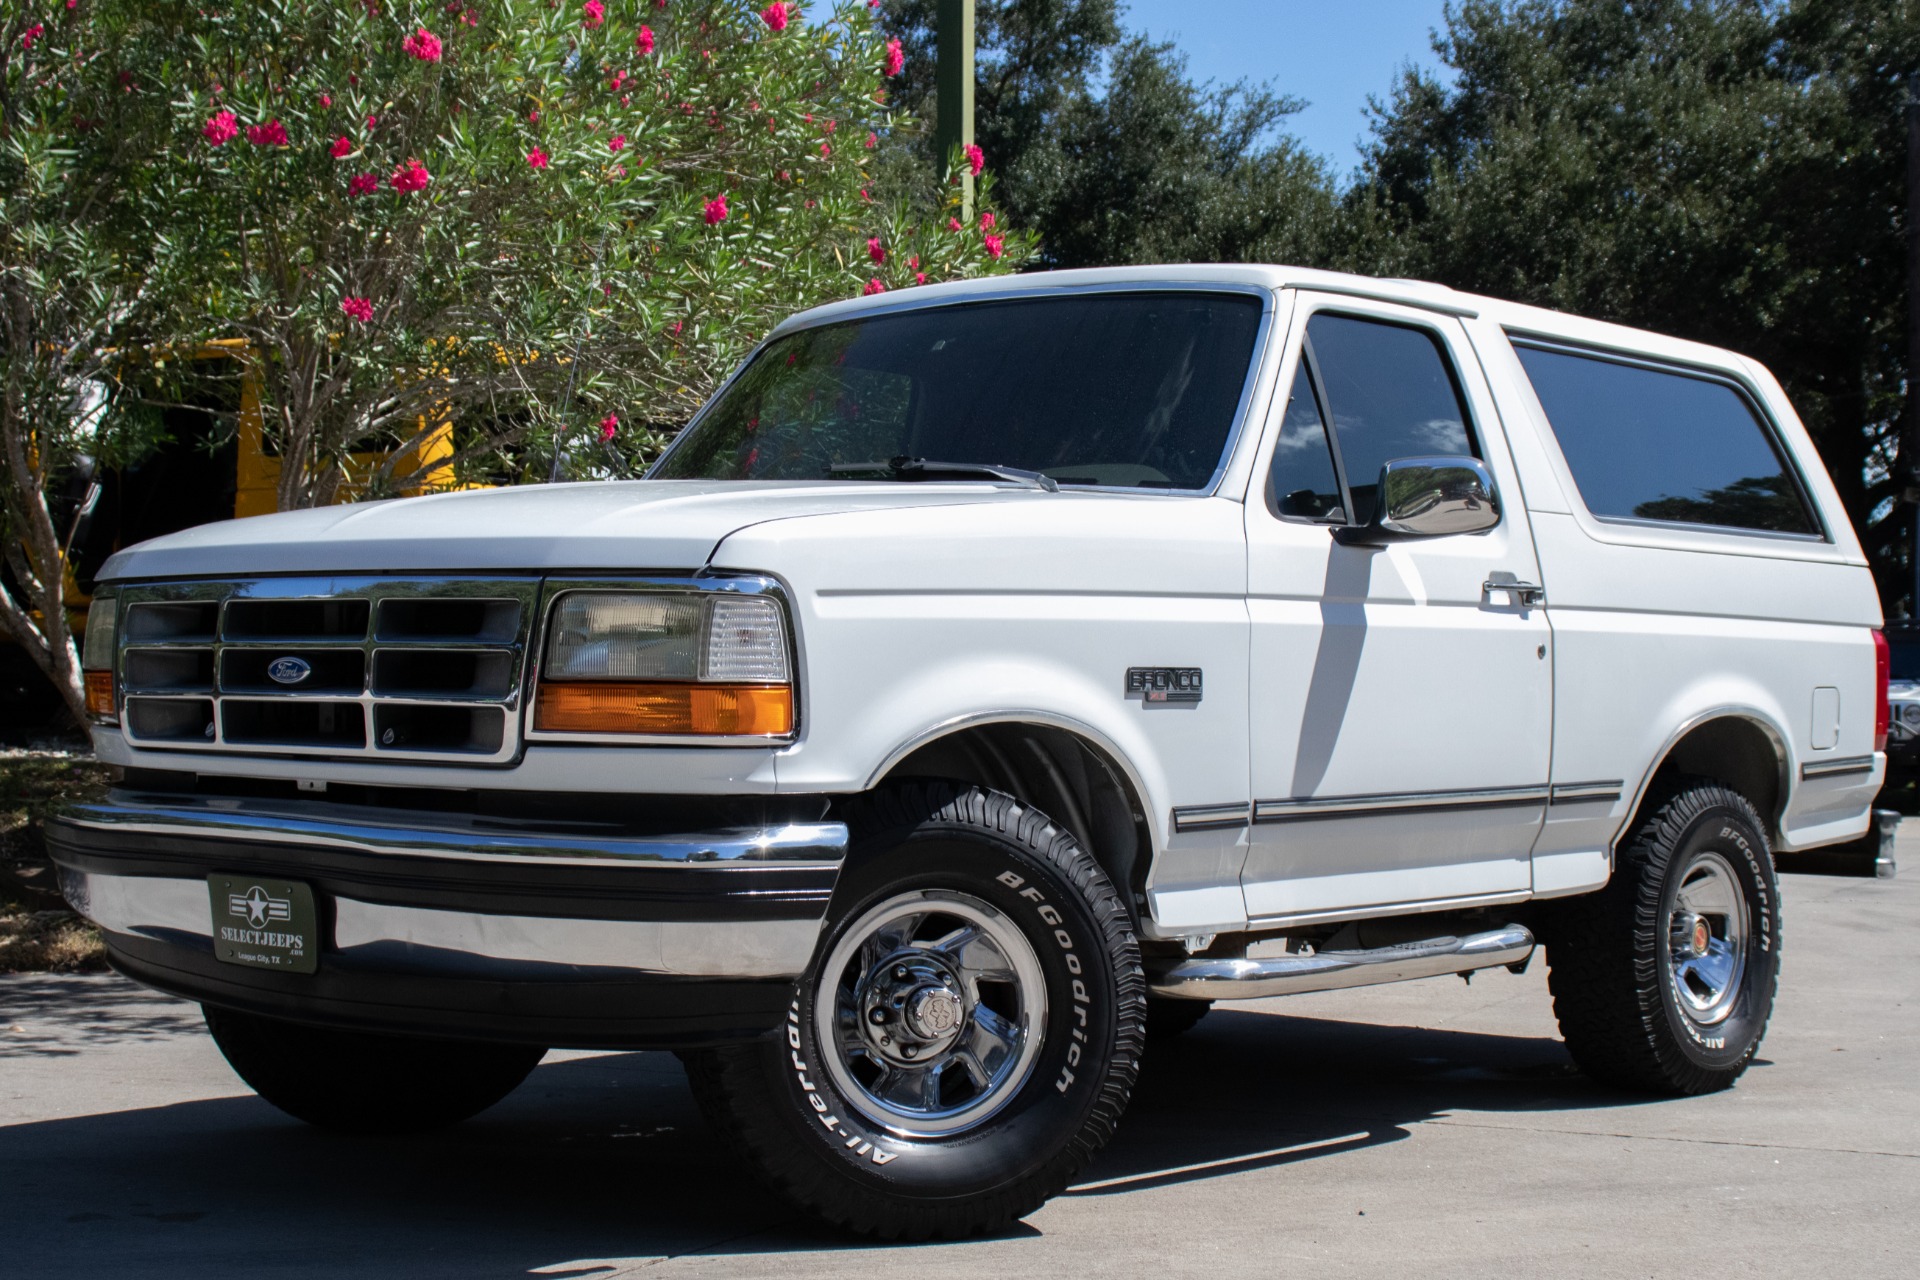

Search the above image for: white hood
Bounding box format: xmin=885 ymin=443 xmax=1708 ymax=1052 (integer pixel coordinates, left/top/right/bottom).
xmin=97 ymin=480 xmax=1040 ymax=581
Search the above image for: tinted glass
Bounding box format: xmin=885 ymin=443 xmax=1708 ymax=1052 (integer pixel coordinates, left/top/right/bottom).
xmin=1514 ymin=345 xmax=1815 ymax=535
xmin=654 ymin=293 xmax=1265 ymax=490
xmin=1268 ymin=363 xmax=1344 ymax=520
xmin=1308 ymin=314 xmax=1474 ymax=523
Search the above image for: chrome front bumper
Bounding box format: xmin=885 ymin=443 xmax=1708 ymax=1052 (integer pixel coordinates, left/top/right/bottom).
xmin=47 ymin=795 xmax=848 ymax=1047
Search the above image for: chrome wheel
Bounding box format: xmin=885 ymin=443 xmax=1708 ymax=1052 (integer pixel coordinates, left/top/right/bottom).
xmin=814 ymin=889 xmax=1047 ymax=1138
xmin=1666 ymin=850 xmax=1749 ymax=1027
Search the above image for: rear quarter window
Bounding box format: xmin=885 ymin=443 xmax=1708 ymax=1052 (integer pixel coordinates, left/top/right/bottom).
xmin=1513 ymin=342 xmax=1818 ymax=537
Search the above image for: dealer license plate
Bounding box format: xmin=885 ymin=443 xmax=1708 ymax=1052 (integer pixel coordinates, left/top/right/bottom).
xmin=207 ymin=875 xmax=320 ymax=974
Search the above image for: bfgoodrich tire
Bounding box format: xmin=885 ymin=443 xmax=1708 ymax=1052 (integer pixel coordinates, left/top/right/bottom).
xmin=683 ymin=784 xmax=1145 ymax=1240
xmin=203 ymin=1006 xmax=546 ymax=1133
xmin=1544 ymin=778 xmax=1781 ymax=1095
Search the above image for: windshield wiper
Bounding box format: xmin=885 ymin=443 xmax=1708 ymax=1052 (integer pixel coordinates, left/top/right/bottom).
xmin=828 ymin=456 xmax=1058 ymax=492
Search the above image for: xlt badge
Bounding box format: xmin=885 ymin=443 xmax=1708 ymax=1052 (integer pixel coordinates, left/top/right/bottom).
xmin=1127 ymin=667 xmax=1203 ymax=704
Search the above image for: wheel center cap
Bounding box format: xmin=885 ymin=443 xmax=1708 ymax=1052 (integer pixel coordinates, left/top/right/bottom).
xmin=907 ymin=985 xmax=965 ymax=1038
xmin=1671 ymin=912 xmax=1712 ymax=959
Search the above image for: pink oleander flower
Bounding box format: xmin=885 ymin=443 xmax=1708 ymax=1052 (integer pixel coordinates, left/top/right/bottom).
xmin=246 ymin=119 xmax=289 ymax=147
xmin=389 ymin=158 xmax=431 ymax=191
xmin=908 ymin=256 xmax=919 ymax=269
xmin=885 ymin=38 xmax=903 ymax=77
xmin=963 ymin=143 xmax=984 ymax=176
xmin=609 ymin=134 xmax=626 ymax=152
xmin=319 ymin=93 xmax=333 ymax=107
xmin=367 ymin=114 xmax=379 ymax=129
xmin=669 ymin=318 xmax=682 ymax=333
xmin=984 ymin=233 xmax=1004 ymax=259
xmin=402 ymin=27 xmax=443 ymax=62
xmin=330 ymin=136 xmax=352 ymax=158
xmin=818 ymin=141 xmax=832 ymax=157
xmin=864 ymin=131 xmax=877 ymax=149
xmin=528 ymin=109 xmax=539 ymax=123
xmin=862 ymin=278 xmax=886 ymax=296
xmin=761 ymin=2 xmax=789 ymax=33
xmin=21 ymin=24 xmax=44 ymax=50
xmin=867 ymin=237 xmax=886 ymax=265
xmin=608 ymin=69 xmax=628 ymax=91
xmin=980 ymin=211 xmax=996 ymax=230
xmin=946 ymin=217 xmax=962 ymax=231
xmin=599 ymin=412 xmax=618 ymax=441
xmin=636 ymin=25 xmax=655 ymax=55
xmin=859 ymin=187 xmax=872 ymax=201
xmin=348 ymin=173 xmax=379 ymax=196
xmin=203 ymin=110 xmax=239 ymax=146
xmin=340 ymin=296 xmax=374 ymax=323
xmin=527 ymin=147 xmax=550 ymax=169
xmin=914 ymin=271 xmax=927 ymax=285
xmin=583 ymin=0 xmax=605 ymax=27
xmin=703 ymin=193 xmax=729 ymax=224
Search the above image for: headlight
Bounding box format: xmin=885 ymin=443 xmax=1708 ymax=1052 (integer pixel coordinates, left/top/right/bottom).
xmin=1903 ymin=703 xmax=1920 ymax=727
xmin=533 ymin=589 xmax=793 ymax=736
xmin=81 ymin=595 xmax=117 ymax=723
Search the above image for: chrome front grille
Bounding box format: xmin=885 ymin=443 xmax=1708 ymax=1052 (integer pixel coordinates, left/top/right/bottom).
xmin=115 ymin=577 xmax=541 ymax=764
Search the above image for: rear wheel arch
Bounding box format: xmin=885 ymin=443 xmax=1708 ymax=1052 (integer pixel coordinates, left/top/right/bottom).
xmin=1624 ymin=710 xmax=1788 ymax=851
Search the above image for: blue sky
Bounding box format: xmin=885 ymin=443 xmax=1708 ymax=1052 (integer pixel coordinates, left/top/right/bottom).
xmin=1119 ymin=0 xmax=1455 ymax=177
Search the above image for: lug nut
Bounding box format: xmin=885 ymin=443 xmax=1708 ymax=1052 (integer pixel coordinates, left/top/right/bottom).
xmin=894 ymin=966 xmax=909 ymax=980
xmin=868 ymin=1008 xmax=888 ymax=1024
xmin=902 ymin=1045 xmax=917 ymax=1059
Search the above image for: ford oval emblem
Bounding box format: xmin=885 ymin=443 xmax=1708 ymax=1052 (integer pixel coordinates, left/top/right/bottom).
xmin=267 ymin=656 xmax=313 ymax=686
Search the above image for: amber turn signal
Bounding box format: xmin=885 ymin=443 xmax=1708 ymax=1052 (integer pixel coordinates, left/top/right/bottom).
xmin=84 ymin=670 xmax=116 ymax=721
xmin=534 ymin=681 xmax=793 ymax=736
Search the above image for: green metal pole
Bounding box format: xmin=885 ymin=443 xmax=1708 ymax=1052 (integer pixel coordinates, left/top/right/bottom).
xmin=934 ymin=0 xmax=975 ymax=218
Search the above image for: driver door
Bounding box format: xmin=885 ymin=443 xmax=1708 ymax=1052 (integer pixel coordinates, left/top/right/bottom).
xmin=1240 ymin=296 xmax=1553 ymax=922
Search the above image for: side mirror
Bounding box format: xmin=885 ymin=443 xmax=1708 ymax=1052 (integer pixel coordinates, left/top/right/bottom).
xmin=1332 ymin=456 xmax=1500 ymax=546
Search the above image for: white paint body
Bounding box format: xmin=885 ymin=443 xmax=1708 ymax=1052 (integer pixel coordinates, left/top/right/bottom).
xmin=96 ymin=265 xmax=1886 ymax=940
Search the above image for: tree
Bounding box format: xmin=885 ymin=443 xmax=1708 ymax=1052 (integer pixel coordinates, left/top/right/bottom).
xmin=1 ymin=3 xmax=172 ymax=727
xmin=875 ymin=0 xmax=1338 ymax=268
xmin=141 ymin=0 xmax=1031 ymax=509
xmin=1 ymin=0 xmax=1034 ymax=727
xmin=1355 ymin=0 xmax=1920 ymax=611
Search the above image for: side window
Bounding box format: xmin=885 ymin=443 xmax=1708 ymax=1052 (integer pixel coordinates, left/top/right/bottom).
xmin=1514 ymin=343 xmax=1817 ymax=537
xmin=1267 ymin=363 xmax=1345 ymax=521
xmin=1305 ymin=314 xmax=1476 ymax=524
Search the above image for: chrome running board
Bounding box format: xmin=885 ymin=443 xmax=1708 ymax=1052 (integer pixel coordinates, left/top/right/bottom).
xmin=1147 ymin=924 xmax=1535 ymax=1001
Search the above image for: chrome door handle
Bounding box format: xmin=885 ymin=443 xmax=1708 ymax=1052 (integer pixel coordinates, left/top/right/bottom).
xmin=1483 ymin=579 xmax=1546 ymax=607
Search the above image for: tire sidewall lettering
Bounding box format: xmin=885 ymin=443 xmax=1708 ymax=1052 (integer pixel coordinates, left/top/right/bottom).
xmin=787 ymin=847 xmax=1105 ymax=1173
xmin=1663 ymin=807 xmax=1777 ymax=1061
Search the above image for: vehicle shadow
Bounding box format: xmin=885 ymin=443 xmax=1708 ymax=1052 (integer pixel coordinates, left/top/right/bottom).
xmin=1 ymin=1004 xmax=1657 ymax=1277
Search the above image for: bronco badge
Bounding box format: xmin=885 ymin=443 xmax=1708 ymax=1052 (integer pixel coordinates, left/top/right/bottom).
xmin=1126 ymin=667 xmax=1203 ymax=703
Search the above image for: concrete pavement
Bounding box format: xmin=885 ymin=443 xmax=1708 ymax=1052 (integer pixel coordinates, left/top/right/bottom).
xmin=2 ymin=837 xmax=1914 ymax=1279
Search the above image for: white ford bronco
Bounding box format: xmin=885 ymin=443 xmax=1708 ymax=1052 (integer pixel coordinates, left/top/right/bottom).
xmin=52 ymin=265 xmax=1886 ymax=1238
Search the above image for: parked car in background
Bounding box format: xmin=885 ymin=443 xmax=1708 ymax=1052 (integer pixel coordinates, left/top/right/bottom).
xmin=49 ymin=265 xmax=1885 ymax=1239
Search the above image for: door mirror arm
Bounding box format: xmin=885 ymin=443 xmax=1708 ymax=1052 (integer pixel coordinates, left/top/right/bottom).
xmin=1331 ymin=456 xmax=1501 ymax=546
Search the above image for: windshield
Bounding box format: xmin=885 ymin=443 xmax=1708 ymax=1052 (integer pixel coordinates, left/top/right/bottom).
xmin=652 ymin=291 xmax=1266 ymax=490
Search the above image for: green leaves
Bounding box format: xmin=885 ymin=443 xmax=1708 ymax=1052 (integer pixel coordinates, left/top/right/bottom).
xmin=100 ymin=0 xmax=1026 ymax=500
